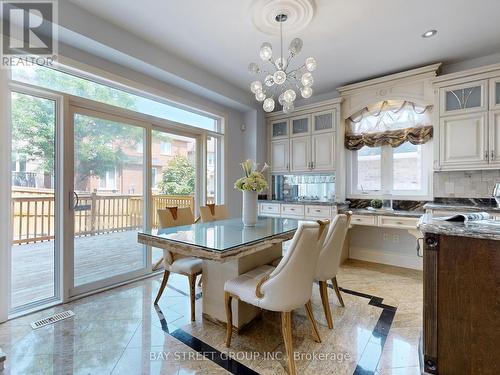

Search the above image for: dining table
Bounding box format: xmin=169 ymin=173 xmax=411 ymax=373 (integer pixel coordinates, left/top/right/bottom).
xmin=138 ymin=216 xmax=299 ymax=329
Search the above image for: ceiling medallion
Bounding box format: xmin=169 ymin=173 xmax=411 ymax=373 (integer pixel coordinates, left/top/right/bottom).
xmin=248 ymin=13 xmax=316 ymax=113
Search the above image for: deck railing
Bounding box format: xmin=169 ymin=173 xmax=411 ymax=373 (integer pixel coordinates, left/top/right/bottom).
xmin=11 ymin=191 xmax=211 ymax=245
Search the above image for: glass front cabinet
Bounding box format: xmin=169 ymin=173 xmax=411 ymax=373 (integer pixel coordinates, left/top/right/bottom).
xmin=271 ymin=119 xmax=289 ymax=139
xmin=439 ymin=80 xmax=487 ymax=115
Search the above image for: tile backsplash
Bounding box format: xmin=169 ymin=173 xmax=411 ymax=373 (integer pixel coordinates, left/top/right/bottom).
xmin=433 ymin=170 xmax=500 ymax=198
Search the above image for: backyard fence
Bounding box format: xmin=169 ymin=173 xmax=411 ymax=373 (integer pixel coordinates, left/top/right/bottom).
xmin=12 ymin=188 xmax=211 ymax=245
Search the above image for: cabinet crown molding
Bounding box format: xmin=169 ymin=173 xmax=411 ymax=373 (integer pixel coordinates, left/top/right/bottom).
xmin=337 ymin=63 xmax=442 ymax=94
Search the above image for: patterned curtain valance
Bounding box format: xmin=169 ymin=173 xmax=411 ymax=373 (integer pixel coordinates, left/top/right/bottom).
xmin=345 ymin=100 xmax=433 ymax=150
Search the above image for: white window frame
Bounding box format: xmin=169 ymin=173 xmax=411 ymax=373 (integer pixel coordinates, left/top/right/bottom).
xmin=6 ymin=59 xmax=226 ymax=317
xmin=99 ymin=167 xmax=118 ymax=190
xmin=347 ymin=141 xmax=433 ymax=200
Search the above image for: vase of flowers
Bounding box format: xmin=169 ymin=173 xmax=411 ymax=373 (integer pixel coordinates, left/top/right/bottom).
xmin=234 ymin=159 xmax=269 ymax=226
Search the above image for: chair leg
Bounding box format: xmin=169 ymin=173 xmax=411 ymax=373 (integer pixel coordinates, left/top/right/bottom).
xmin=319 ymin=280 xmax=333 ymax=329
xmin=224 ymin=292 xmax=233 ymax=347
xmin=197 ymin=275 xmax=203 ymax=287
xmin=188 ymin=274 xmax=196 ymax=321
xmin=332 ymin=277 xmax=345 ymax=307
xmin=305 ymin=300 xmax=321 ymax=343
xmin=154 ymin=270 xmax=170 ymax=305
xmin=281 ymin=311 xmax=296 ymax=375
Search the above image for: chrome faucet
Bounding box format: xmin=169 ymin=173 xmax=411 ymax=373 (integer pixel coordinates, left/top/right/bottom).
xmin=493 ymin=182 xmax=500 ymax=208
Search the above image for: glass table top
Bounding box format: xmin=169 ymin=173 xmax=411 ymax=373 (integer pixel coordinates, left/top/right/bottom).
xmin=139 ymin=217 xmax=299 ymax=252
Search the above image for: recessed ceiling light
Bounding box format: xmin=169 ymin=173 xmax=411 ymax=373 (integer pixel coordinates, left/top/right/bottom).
xmin=422 ymin=29 xmax=437 ymax=38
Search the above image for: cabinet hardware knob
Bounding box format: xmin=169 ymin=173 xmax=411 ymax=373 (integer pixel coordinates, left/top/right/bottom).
xmin=485 ymin=150 xmax=489 ymax=160
xmin=491 ymin=151 xmax=495 ymax=160
xmin=425 ymin=237 xmax=438 ymax=249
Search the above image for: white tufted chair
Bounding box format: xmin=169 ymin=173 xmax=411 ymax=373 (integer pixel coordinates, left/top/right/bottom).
xmin=199 ymin=204 xmax=230 ymax=222
xmin=224 ymin=220 xmax=329 ymax=375
xmin=315 ymin=212 xmax=351 ymax=329
xmin=155 ymin=207 xmax=202 ymax=321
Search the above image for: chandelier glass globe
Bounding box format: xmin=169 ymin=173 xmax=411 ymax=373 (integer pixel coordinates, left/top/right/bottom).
xmin=264 ymin=74 xmax=274 ymax=87
xmin=247 ymin=14 xmax=315 ymax=113
xmin=278 ymin=92 xmax=285 ymax=106
xmin=283 ymin=89 xmax=296 ymax=103
xmin=273 ymin=70 xmax=286 ymax=85
xmin=305 ymin=57 xmax=317 ymax=72
xmin=283 ymin=102 xmax=295 ymax=114
xmin=263 ymin=97 xmax=275 ymax=112
xmin=250 ymin=81 xmax=262 ymax=94
xmin=248 ymin=62 xmax=260 ymax=74
xmin=259 ymin=42 xmax=273 ymax=61
xmin=255 ymin=91 xmax=266 ymax=102
xmin=289 ymin=38 xmax=303 ymax=55
xmin=301 ymin=72 xmax=314 ymax=87
xmin=300 ymin=86 xmax=313 ymax=98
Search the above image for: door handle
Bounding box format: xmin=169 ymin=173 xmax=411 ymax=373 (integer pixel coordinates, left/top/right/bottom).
xmin=71 ymin=191 xmax=79 ymax=210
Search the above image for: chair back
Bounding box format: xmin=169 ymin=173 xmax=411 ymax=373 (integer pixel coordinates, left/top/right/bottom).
xmin=315 ymin=213 xmax=351 ymax=281
xmin=199 ymin=204 xmax=229 ymax=222
xmin=157 ymin=207 xmax=195 ymax=265
xmin=158 ymin=207 xmax=195 ymax=228
xmin=258 ymin=220 xmax=329 ymax=312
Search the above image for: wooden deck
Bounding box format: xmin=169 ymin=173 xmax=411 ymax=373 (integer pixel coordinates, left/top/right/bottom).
xmin=11 ymin=230 xmax=162 ymax=308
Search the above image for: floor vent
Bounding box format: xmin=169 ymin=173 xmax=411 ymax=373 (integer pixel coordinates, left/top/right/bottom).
xmin=31 ymin=310 xmax=75 ymax=329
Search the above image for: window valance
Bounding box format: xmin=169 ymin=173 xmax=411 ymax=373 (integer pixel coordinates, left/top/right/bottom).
xmin=345 ymin=100 xmax=433 ymax=150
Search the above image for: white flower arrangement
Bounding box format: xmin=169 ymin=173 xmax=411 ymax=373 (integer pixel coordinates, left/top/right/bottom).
xmin=234 ymin=159 xmax=269 ymax=192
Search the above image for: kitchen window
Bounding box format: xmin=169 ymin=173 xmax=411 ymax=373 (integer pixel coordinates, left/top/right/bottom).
xmin=346 ymin=100 xmax=433 ymax=199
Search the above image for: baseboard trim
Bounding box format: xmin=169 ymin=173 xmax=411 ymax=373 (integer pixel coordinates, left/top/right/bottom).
xmin=349 ymin=247 xmax=423 ymax=270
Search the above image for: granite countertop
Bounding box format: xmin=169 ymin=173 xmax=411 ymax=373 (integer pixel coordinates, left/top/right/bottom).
xmin=418 ymin=213 xmax=500 ymax=241
xmin=343 ymin=208 xmax=424 ymax=218
xmin=424 ymin=203 xmax=500 ymax=212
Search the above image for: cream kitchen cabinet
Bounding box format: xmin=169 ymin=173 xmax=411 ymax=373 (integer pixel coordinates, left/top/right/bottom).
xmin=311 ymin=133 xmax=336 ymax=171
xmin=439 ymin=112 xmax=489 ymax=169
xmin=267 ymin=100 xmax=340 ymax=174
xmin=489 ymin=110 xmax=500 ymax=165
xmin=290 ymin=136 xmax=310 ymax=172
xmin=271 ymin=139 xmax=289 ymax=173
xmin=439 ymin=80 xmax=487 ymax=116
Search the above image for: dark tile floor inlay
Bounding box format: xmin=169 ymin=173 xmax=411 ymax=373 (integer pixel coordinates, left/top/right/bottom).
xmin=338 ymin=287 xmax=397 ymax=375
xmin=158 ymin=282 xmax=397 ymax=375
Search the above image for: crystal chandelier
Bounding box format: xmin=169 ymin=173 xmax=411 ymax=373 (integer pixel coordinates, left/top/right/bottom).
xmin=248 ymin=13 xmax=316 ymax=114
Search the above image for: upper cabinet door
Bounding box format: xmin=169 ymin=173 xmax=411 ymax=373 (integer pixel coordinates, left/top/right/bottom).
xmin=290 ymin=136 xmax=310 ymax=172
xmin=489 ymin=78 xmax=500 ymax=110
xmin=440 ymin=80 xmax=487 ymax=116
xmin=311 ymin=133 xmax=335 ymax=171
xmin=489 ymin=110 xmax=500 ymax=166
xmin=290 ymin=115 xmax=311 ymax=137
xmin=270 ymin=119 xmax=289 ymax=139
xmin=271 ymin=139 xmax=289 ymax=173
xmin=312 ymin=110 xmax=336 ymax=134
xmin=439 ymin=112 xmax=488 ymax=168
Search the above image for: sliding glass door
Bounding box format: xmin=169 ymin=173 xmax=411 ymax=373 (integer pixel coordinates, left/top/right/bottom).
xmin=70 ymin=108 xmax=149 ymax=295
xmin=10 ymin=90 xmax=60 ymax=312
xmin=151 ymin=129 xmax=197 ymax=267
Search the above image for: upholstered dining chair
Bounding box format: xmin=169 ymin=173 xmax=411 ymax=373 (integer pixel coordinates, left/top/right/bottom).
xmin=155 ymin=207 xmax=202 ymax=321
xmin=199 ymin=204 xmax=229 ymax=222
xmin=224 ymin=220 xmax=330 ymax=375
xmin=315 ymin=212 xmax=352 ymax=329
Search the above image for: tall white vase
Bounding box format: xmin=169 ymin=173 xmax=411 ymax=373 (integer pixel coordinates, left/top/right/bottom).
xmin=242 ymin=190 xmax=258 ymax=227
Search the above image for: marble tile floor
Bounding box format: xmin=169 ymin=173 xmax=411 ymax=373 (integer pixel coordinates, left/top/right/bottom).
xmin=0 ymin=260 xmax=423 ymax=375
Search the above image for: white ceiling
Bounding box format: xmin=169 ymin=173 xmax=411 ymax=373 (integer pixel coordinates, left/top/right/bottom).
xmin=68 ymin=0 xmax=500 ymax=96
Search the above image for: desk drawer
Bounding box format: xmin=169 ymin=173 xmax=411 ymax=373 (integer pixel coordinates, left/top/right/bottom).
xmin=259 ymin=203 xmax=280 ymax=215
xmin=351 ymin=215 xmax=376 ymax=226
xmin=379 ymin=216 xmax=418 ymax=229
xmin=281 ymin=204 xmax=305 ymax=217
xmin=305 ymin=205 xmax=331 ymax=219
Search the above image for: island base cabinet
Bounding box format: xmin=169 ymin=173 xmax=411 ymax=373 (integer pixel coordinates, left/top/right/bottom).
xmin=423 ymin=233 xmax=500 ymax=375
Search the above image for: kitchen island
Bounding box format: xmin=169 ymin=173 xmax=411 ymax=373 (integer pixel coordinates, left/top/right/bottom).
xmin=418 ymin=214 xmax=500 ymax=375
